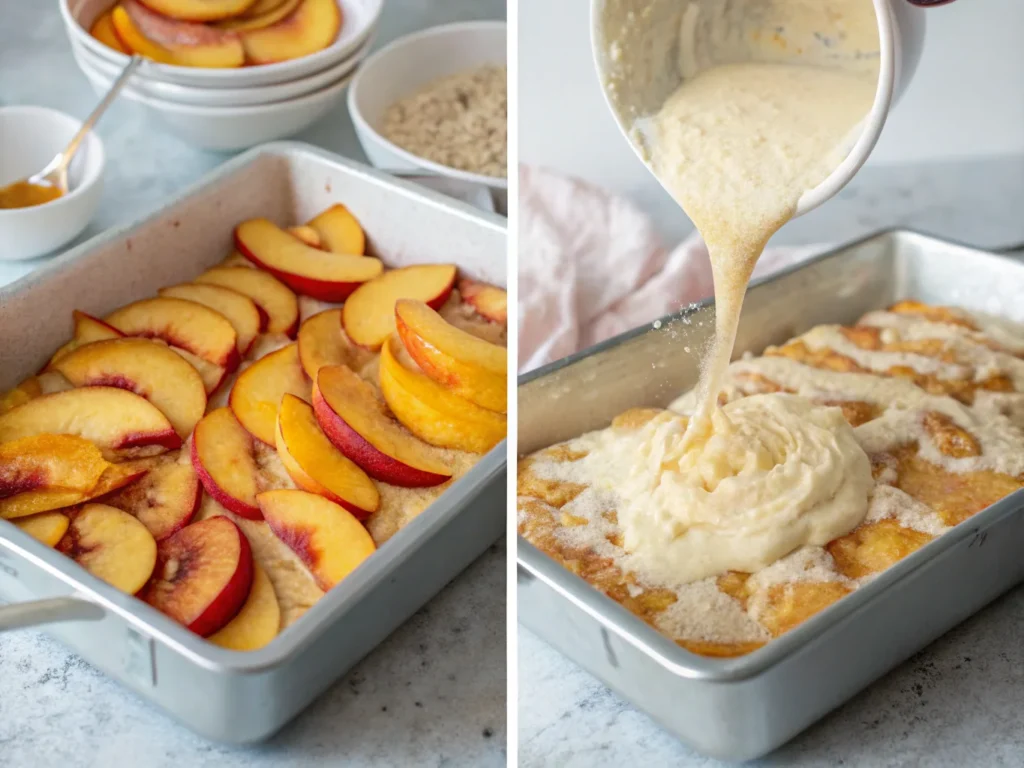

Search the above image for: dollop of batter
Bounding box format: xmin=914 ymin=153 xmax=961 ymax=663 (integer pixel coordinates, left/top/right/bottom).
xmin=579 ymin=395 xmax=872 ymax=584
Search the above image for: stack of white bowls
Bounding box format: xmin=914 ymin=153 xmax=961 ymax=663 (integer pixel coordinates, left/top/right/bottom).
xmin=59 ymin=0 xmax=383 ymax=151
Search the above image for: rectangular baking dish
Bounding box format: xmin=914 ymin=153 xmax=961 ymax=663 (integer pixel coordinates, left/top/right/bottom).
xmin=0 ymin=142 xmax=507 ymax=744
xmin=517 ymin=230 xmax=1024 ymax=762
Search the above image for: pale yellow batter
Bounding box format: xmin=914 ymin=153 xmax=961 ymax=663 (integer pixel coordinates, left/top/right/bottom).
xmin=599 ymin=0 xmax=882 ymax=584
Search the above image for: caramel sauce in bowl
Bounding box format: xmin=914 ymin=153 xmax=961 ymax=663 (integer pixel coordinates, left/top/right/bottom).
xmin=0 ymin=180 xmax=64 ymax=210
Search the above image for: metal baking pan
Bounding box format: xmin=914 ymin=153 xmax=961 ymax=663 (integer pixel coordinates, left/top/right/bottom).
xmin=517 ymin=230 xmax=1024 ymax=761
xmin=0 ymin=142 xmax=507 ymax=744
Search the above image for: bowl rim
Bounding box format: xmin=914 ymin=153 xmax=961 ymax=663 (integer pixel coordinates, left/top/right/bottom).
xmin=73 ymin=33 xmax=372 ymax=105
xmin=59 ymin=0 xmax=382 ymax=82
xmin=347 ymin=20 xmax=508 ymax=190
xmin=0 ymin=105 xmax=105 ymax=218
xmin=122 ymin=69 xmax=355 ymax=115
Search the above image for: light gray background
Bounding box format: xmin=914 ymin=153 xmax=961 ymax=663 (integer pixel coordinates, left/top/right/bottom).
xmin=0 ymin=2 xmax=507 ymax=767
xmin=518 ymin=0 xmax=1024 ymax=765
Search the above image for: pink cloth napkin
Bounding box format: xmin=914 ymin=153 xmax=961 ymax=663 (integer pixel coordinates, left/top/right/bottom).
xmin=517 ymin=165 xmax=826 ymax=372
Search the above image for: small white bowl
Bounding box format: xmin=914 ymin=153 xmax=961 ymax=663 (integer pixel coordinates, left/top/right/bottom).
xmin=0 ymin=107 xmax=105 ymax=261
xmin=61 ymin=0 xmax=382 ymax=88
xmin=96 ymin=71 xmax=355 ymax=151
xmin=71 ymin=33 xmax=371 ymax=107
xmin=347 ymin=21 xmax=508 ymax=191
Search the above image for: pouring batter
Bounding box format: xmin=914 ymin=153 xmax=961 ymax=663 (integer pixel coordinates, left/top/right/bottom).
xmin=594 ymin=0 xmax=883 ymax=583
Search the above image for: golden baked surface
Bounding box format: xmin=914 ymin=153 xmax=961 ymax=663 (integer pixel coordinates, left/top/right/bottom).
xmin=517 ymin=300 xmax=1024 ymax=657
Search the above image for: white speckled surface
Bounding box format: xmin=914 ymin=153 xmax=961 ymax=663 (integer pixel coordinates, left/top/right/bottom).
xmin=0 ymin=2 xmax=507 ymax=766
xmin=518 ymin=158 xmax=1024 ymax=765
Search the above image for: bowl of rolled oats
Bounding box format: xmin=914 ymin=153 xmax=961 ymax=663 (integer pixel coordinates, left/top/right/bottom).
xmin=347 ymin=21 xmax=507 ymax=190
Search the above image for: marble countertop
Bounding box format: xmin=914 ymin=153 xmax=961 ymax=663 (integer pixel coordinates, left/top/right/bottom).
xmin=518 ymin=154 xmax=1024 ymax=766
xmin=0 ymin=2 xmax=507 ymax=767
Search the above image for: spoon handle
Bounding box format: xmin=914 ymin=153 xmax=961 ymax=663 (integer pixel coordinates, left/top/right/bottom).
xmin=53 ymin=55 xmax=143 ymax=177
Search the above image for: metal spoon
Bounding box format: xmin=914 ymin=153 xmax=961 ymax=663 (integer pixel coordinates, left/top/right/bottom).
xmin=18 ymin=55 xmax=142 ymax=195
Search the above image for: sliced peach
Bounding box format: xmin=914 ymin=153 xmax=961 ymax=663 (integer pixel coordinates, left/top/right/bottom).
xmin=12 ymin=512 xmax=70 ymax=547
xmin=0 ymin=456 xmax=148 ymax=522
xmin=0 ymin=434 xmax=109 ymax=518
xmin=297 ymin=309 xmax=367 ymax=381
xmin=0 ymin=387 xmax=180 ymax=459
xmin=49 ymin=310 xmax=125 ymax=368
xmin=90 ymin=10 xmax=129 ymax=53
xmin=196 ymin=267 xmax=298 ymax=337
xmin=342 ymin=265 xmax=457 ymax=351
xmin=229 ymin=343 xmax=309 ymax=446
xmin=394 ymin=299 xmax=507 ymax=413
xmin=276 ymin=394 xmax=379 ymax=518
xmin=459 ymin=279 xmax=507 ymax=325
xmin=173 ymin=347 xmax=227 ymax=395
xmin=58 ymin=504 xmax=157 ymax=595
xmin=258 ymin=489 xmax=375 ymax=591
xmin=216 ymin=0 xmax=300 ymax=30
xmin=112 ymin=5 xmax=245 ymax=68
xmin=159 ymin=283 xmax=261 ymax=356
xmin=133 ymin=0 xmax=258 ymax=22
xmin=191 ymin=408 xmax=261 ymax=519
xmin=239 ymin=0 xmax=342 ymax=65
xmin=103 ymin=455 xmax=201 ymax=541
xmin=105 ymin=297 xmax=239 ymax=371
xmin=208 ymin=562 xmax=280 ymax=651
xmin=235 ymin=218 xmax=382 ymax=302
xmin=142 ymin=516 xmax=254 ymax=636
xmin=289 ymin=224 xmax=322 ymax=248
xmin=0 ymin=377 xmax=43 ymax=414
xmin=313 ymin=365 xmax=451 ymax=487
xmin=308 ymin=203 xmax=365 ymax=255
xmin=52 ymin=338 xmax=207 ymax=440
xmin=380 ymin=335 xmax=506 ymax=453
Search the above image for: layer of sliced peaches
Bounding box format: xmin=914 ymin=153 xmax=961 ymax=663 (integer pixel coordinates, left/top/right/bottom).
xmin=91 ymin=0 xmax=343 ymax=69
xmin=0 ymin=199 xmax=505 ymax=650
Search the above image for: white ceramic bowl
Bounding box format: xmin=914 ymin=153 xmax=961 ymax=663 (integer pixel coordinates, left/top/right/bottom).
xmin=0 ymin=107 xmax=105 ymax=261
xmin=348 ymin=21 xmax=508 ymax=191
xmin=61 ymin=0 xmax=381 ymax=88
xmin=71 ymin=33 xmax=371 ymax=107
xmin=89 ymin=71 xmax=354 ymax=151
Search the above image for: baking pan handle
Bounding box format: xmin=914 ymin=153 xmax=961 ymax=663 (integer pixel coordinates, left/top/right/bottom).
xmin=0 ymin=596 xmax=104 ymax=632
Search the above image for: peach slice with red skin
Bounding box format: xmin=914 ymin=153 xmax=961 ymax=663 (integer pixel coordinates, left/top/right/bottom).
xmin=90 ymin=10 xmax=129 ymax=53
xmin=342 ymin=265 xmax=457 ymax=351
xmin=0 ymin=460 xmax=148 ymax=521
xmin=0 ymin=435 xmax=110 ymax=519
xmin=105 ymin=296 xmax=239 ymax=372
xmin=52 ymin=337 xmax=207 ymax=440
xmin=196 ymin=267 xmax=298 ymax=337
xmin=0 ymin=387 xmax=180 ymax=459
xmin=142 ymin=516 xmax=254 ymax=636
xmin=112 ymin=4 xmax=245 ymax=68
xmin=380 ymin=335 xmax=507 ymax=453
xmin=239 ymin=0 xmax=342 ymax=65
xmin=297 ymin=309 xmax=371 ymax=381
xmin=208 ymin=562 xmax=280 ymax=651
xmin=159 ymin=283 xmax=262 ymax=356
xmin=229 ymin=343 xmax=309 ymax=446
xmin=103 ymin=455 xmax=201 ymax=540
xmin=191 ymin=408 xmax=261 ymax=519
xmin=313 ymin=365 xmax=451 ymax=487
xmin=12 ymin=512 xmax=70 ymax=547
xmin=48 ymin=310 xmax=125 ymax=368
xmin=235 ymin=218 xmax=383 ymax=302
xmin=58 ymin=504 xmax=158 ymax=595
xmin=133 ymin=0 xmax=258 ymax=22
xmin=394 ymin=299 xmax=507 ymax=413
xmin=276 ymin=393 xmax=379 ymax=518
xmin=258 ymin=489 xmax=376 ymax=591
xmin=308 ymin=203 xmax=366 ymax=255
xmin=459 ymin=279 xmax=507 ymax=325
